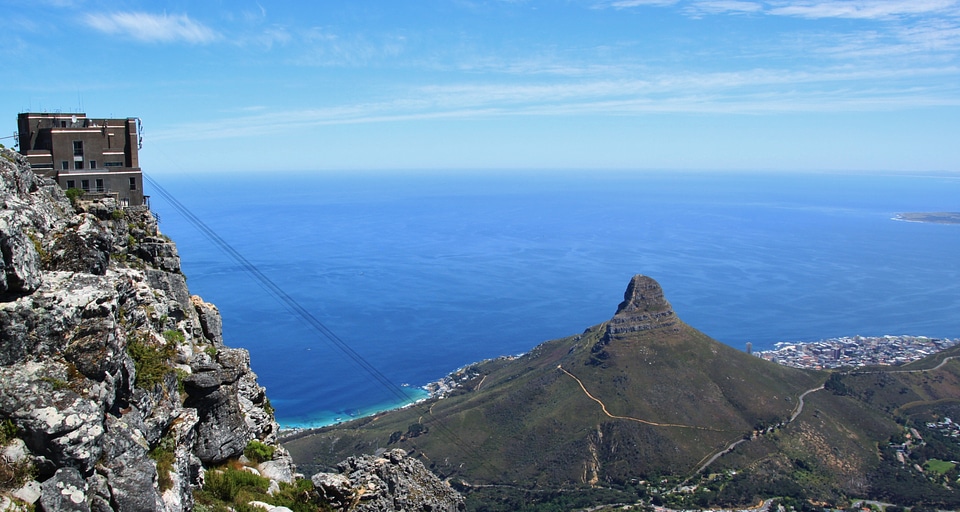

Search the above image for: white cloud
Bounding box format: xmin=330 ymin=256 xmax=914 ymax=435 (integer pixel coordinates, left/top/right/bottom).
xmin=768 ymin=0 xmax=959 ymax=20
xmin=687 ymin=1 xmax=764 ymax=15
xmin=605 ymin=0 xmax=680 ymax=8
xmin=84 ymin=12 xmax=219 ymax=44
xmin=147 ymin=62 xmax=960 ymax=144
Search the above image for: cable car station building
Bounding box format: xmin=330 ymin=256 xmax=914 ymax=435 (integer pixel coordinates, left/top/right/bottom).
xmin=17 ymin=112 xmax=146 ymax=207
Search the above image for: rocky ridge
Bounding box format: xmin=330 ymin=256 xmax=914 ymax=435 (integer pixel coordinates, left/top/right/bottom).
xmin=0 ymin=147 xmax=293 ymax=510
xmin=0 ymin=147 xmax=463 ymax=511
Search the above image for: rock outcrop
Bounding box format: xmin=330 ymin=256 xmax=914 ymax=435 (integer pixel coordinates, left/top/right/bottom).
xmin=0 ymin=148 xmax=292 ymax=511
xmin=1 ymin=147 xmax=463 ymax=511
xmin=311 ymin=449 xmax=465 ymax=512
xmin=604 ymin=274 xmax=679 ymax=337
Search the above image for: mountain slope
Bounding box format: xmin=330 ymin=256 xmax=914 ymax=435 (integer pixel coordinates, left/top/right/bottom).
xmin=286 ymin=275 xmax=823 ymax=488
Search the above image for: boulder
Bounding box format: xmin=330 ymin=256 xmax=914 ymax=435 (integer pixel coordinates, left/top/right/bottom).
xmin=312 ymin=449 xmax=465 ymax=512
xmin=0 ymin=214 xmax=43 ymax=296
xmin=40 ymin=467 xmax=90 ymax=512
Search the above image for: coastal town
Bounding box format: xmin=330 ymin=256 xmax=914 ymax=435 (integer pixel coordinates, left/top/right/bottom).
xmin=754 ymin=335 xmax=958 ymax=370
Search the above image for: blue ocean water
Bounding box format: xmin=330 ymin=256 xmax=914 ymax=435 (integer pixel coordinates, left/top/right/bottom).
xmin=147 ymin=170 xmax=960 ymax=428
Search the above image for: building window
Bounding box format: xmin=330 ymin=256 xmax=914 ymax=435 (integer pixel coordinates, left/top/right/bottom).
xmin=61 ymin=161 xmax=69 ymax=170
xmin=80 ymin=180 xmax=90 ymax=192
xmin=105 ymin=162 xmax=122 ymax=167
xmin=73 ymin=141 xmax=83 ymax=156
xmin=89 ymin=160 xmax=97 ymax=169
xmin=66 ymin=180 xmax=75 ymax=189
xmin=75 ymin=160 xmax=84 ymax=170
xmin=95 ymin=179 xmax=104 ymax=192
xmin=129 ymin=177 xmax=137 ymax=191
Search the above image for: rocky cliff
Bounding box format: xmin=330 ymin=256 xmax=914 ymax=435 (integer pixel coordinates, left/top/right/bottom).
xmin=0 ymin=148 xmax=293 ymax=511
xmin=0 ymin=147 xmax=464 ymax=512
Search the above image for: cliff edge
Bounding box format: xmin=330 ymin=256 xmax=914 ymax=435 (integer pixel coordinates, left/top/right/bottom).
xmin=0 ymin=147 xmax=463 ymax=512
xmin=0 ymin=148 xmax=290 ymax=511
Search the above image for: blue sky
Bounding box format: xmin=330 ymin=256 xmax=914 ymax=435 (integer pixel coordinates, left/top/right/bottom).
xmin=3 ymin=0 xmax=960 ymax=172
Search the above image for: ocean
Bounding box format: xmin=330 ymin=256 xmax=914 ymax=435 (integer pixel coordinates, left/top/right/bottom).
xmin=147 ymin=170 xmax=960 ymax=428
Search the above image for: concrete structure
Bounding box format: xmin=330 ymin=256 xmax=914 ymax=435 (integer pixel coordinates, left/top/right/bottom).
xmin=17 ymin=112 xmax=146 ymax=206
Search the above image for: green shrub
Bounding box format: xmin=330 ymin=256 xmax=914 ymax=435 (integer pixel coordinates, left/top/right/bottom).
xmin=195 ymin=467 xmax=323 ymax=512
xmin=127 ymin=337 xmax=177 ymax=389
xmin=149 ymin=434 xmax=177 ymax=492
xmin=0 ymin=419 xmax=18 ymax=446
xmin=0 ymin=456 xmax=36 ymax=492
xmin=26 ymin=232 xmax=45 ymax=260
xmin=65 ymin=187 xmax=83 ymax=207
xmin=111 ymin=209 xmax=124 ymax=220
xmin=202 ymin=467 xmax=270 ymax=502
xmin=40 ymin=376 xmax=69 ymax=391
xmin=243 ymin=441 xmax=275 ymax=463
xmin=163 ymin=330 xmax=185 ymax=344
xmin=175 ymin=369 xmax=189 ymax=396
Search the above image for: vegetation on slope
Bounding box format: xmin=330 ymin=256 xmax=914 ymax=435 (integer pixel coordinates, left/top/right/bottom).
xmin=285 ymin=276 xmax=960 ymax=510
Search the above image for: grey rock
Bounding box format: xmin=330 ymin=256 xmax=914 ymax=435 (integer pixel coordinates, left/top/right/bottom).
xmin=312 ymin=449 xmax=465 ymax=512
xmin=184 ymin=348 xmax=252 ymax=464
xmin=45 ymin=215 xmax=113 ymax=275
xmin=145 ymin=269 xmax=190 ymax=313
xmin=40 ymin=467 xmax=91 ymax=512
xmin=11 ymin=479 xmax=42 ymax=505
xmin=191 ymin=295 xmax=224 ymax=345
xmin=0 ymin=362 xmax=105 ymax=473
xmin=0 ymin=213 xmax=43 ymax=296
xmin=311 ymin=472 xmax=353 ymax=507
xmin=136 ymin=237 xmax=181 ymax=273
xmin=258 ymin=447 xmax=296 ymax=484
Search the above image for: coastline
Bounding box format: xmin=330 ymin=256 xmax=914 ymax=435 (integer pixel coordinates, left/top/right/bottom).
xmin=281 ymin=334 xmax=958 ymax=437
xmin=278 ymin=387 xmax=430 ymax=432
xmin=278 ymin=356 xmax=521 ymax=435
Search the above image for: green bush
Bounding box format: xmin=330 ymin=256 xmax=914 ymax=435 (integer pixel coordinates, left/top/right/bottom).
xmin=149 ymin=435 xmax=177 ymax=492
xmin=163 ymin=330 xmax=185 ymax=344
xmin=65 ymin=187 xmax=83 ymax=207
xmin=201 ymin=467 xmax=270 ymax=503
xmin=196 ymin=466 xmax=323 ymax=512
xmin=0 ymin=419 xmax=18 ymax=446
xmin=244 ymin=440 xmax=275 ymax=463
xmin=26 ymin=232 xmax=45 ymax=260
xmin=128 ymin=337 xmax=177 ymax=389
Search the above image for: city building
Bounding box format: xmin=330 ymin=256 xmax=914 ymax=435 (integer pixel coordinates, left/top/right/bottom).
xmin=16 ymin=112 xmax=146 ymax=206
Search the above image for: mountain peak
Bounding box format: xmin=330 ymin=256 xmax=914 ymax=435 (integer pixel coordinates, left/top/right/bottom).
xmin=605 ymin=274 xmax=679 ymax=337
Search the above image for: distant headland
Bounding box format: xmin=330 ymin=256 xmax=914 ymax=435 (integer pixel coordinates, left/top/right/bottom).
xmin=894 ymin=212 xmax=960 ymax=224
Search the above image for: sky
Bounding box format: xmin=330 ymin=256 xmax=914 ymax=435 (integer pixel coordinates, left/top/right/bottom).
xmin=3 ymin=0 xmax=960 ymax=173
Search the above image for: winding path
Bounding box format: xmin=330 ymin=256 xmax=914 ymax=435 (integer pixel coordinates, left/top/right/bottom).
xmin=558 ymin=364 xmax=833 ymax=476
xmin=559 ymin=355 xmax=960 ymax=481
xmin=558 ymin=365 xmax=729 ymax=432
